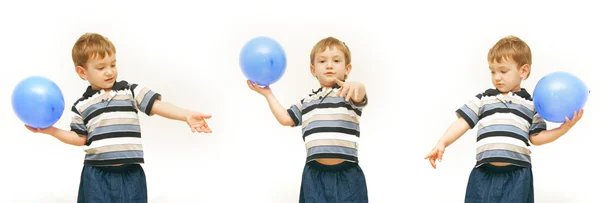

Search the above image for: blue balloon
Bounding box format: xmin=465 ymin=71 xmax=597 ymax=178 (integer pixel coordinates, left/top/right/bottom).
xmin=533 ymin=71 xmax=589 ymax=123
xmin=239 ymin=36 xmax=287 ymax=86
xmin=12 ymin=76 xmax=65 ymax=128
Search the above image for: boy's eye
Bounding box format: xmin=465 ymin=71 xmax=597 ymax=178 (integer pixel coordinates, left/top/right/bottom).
xmin=334 ymin=60 xmax=340 ymax=62
xmin=320 ymin=60 xmax=325 ymax=63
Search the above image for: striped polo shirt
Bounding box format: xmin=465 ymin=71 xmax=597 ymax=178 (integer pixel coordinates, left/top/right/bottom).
xmin=456 ymin=88 xmax=547 ymax=168
xmin=287 ymin=83 xmax=367 ymax=163
xmin=69 ymin=80 xmax=161 ymax=166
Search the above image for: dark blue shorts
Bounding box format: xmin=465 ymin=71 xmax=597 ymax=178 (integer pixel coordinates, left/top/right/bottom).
xmin=77 ymin=164 xmax=147 ymax=203
xmin=465 ymin=164 xmax=533 ymax=203
xmin=299 ymin=161 xmax=368 ymax=203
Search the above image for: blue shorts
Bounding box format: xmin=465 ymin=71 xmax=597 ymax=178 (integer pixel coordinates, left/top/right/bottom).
xmin=299 ymin=161 xmax=368 ymax=203
xmin=465 ymin=164 xmax=534 ymax=203
xmin=77 ymin=164 xmax=147 ymax=203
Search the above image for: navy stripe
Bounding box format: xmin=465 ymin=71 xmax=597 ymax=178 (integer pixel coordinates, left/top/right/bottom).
xmin=85 ymin=150 xmax=143 ymax=161
xmin=303 ymin=127 xmax=360 ymax=139
xmin=303 ymin=101 xmax=362 ymax=116
xmin=83 ymin=106 xmax=138 ymax=124
xmin=287 ymin=109 xmax=301 ymax=126
xmin=84 ymin=158 xmax=144 ymax=166
xmin=477 ymin=131 xmax=530 ymax=146
xmin=142 ymin=93 xmax=160 ymax=115
xmin=456 ymin=108 xmax=477 ymax=128
xmin=71 ymin=128 xmax=88 ymax=136
xmin=480 ymin=107 xmax=532 ymax=124
xmin=87 ymin=132 xmax=141 ymax=145
xmin=478 ymin=125 xmax=528 ymax=142
xmin=81 ymin=100 xmax=135 ymax=119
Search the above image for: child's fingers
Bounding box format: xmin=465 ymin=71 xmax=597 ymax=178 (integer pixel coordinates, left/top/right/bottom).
xmin=437 ymin=150 xmax=444 ymax=162
xmin=429 ymin=157 xmax=437 ymax=169
xmin=345 ymin=88 xmax=354 ymax=102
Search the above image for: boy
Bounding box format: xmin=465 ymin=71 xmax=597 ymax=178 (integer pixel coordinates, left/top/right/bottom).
xmin=247 ymin=36 xmax=369 ymax=203
xmin=25 ymin=33 xmax=213 ymax=203
xmin=424 ymin=35 xmax=584 ymax=203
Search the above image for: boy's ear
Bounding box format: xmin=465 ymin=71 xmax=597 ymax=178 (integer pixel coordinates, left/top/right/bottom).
xmin=344 ymin=63 xmax=352 ymax=78
xmin=310 ymin=64 xmax=317 ymax=78
xmin=76 ymin=65 xmax=87 ymax=80
xmin=520 ymin=64 xmax=530 ymax=80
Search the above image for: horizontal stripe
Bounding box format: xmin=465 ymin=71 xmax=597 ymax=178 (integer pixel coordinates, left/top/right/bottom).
xmin=304 ymin=132 xmax=360 ymax=143
xmin=303 ymin=120 xmax=359 ymax=133
xmin=302 ymin=107 xmax=360 ymax=123
xmin=478 ymin=124 xmax=528 ymax=142
xmin=477 ymin=131 xmax=529 ymax=146
xmin=86 ymin=144 xmax=143 ymax=155
xmin=85 ymin=150 xmax=143 ymax=161
xmin=87 ymin=132 xmax=141 ymax=144
xmin=476 ymin=143 xmax=531 ymax=155
xmin=303 ymin=101 xmax=362 ymax=116
xmin=84 ymin=106 xmax=138 ymax=124
xmin=307 ymin=145 xmax=357 ymax=157
xmin=302 ymin=114 xmax=359 ymax=128
xmin=479 ymin=113 xmax=530 ymax=128
xmin=480 ymin=107 xmax=532 ymax=124
xmin=476 ymin=136 xmax=529 ymax=149
xmin=305 ymin=139 xmax=357 ymax=149
xmin=88 ymin=118 xmax=139 ymax=132
xmin=88 ymin=124 xmax=141 ymax=138
xmin=476 ymin=149 xmax=530 ymax=163
xmin=303 ymin=127 xmax=359 ymax=138
xmin=85 ymin=137 xmax=144 ymax=149
xmin=84 ymin=158 xmax=144 ymax=166
xmin=81 ymin=99 xmax=136 ymax=119
xmin=87 ymin=111 xmax=139 ymax=129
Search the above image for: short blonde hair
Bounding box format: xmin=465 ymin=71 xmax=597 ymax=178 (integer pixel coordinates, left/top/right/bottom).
xmin=72 ymin=33 xmax=116 ymax=68
xmin=488 ymin=35 xmax=532 ymax=79
xmin=310 ymin=37 xmax=351 ymax=66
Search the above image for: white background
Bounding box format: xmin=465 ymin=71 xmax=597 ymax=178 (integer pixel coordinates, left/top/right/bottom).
xmin=0 ymin=0 xmax=597 ymax=202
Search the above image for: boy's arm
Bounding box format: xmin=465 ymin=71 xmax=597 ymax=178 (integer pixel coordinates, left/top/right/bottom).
xmin=150 ymin=100 xmax=194 ymax=121
xmin=436 ymin=117 xmax=471 ymax=147
xmin=26 ymin=126 xmax=87 ymax=146
xmin=265 ymin=93 xmax=295 ymax=127
xmin=247 ymin=80 xmax=296 ymax=127
xmin=530 ymin=109 xmax=584 ymax=146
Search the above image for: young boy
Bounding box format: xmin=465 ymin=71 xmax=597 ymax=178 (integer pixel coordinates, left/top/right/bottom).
xmin=424 ymin=35 xmax=584 ymax=203
xmin=25 ymin=33 xmax=213 ymax=203
xmin=248 ymin=37 xmax=369 ymax=202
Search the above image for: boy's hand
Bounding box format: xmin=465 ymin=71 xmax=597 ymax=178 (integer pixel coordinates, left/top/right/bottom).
xmin=424 ymin=142 xmax=446 ymax=169
xmin=247 ymin=80 xmax=273 ymax=97
xmin=334 ymin=78 xmax=366 ymax=103
xmin=185 ymin=112 xmax=213 ymax=133
xmin=25 ymin=125 xmax=53 ymax=134
xmin=559 ymin=109 xmax=584 ymax=132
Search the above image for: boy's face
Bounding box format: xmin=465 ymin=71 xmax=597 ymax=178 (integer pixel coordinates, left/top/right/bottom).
xmin=488 ymin=58 xmax=529 ymax=93
xmin=311 ymin=47 xmax=351 ymax=87
xmin=76 ymin=53 xmax=118 ymax=91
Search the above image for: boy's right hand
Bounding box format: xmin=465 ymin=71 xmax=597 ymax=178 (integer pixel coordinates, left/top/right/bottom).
xmin=25 ymin=125 xmax=53 ymax=134
xmin=247 ymin=80 xmax=272 ymax=96
xmin=424 ymin=142 xmax=446 ymax=169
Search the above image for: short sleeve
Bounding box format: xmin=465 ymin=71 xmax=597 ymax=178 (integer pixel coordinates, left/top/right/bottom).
xmin=69 ymin=106 xmax=88 ymax=137
xmin=350 ymin=93 xmax=368 ymax=110
xmin=529 ymin=111 xmax=547 ymax=135
xmin=455 ymin=93 xmax=483 ymax=129
xmin=129 ymin=83 xmax=162 ymax=116
xmin=286 ymin=100 xmax=303 ymax=127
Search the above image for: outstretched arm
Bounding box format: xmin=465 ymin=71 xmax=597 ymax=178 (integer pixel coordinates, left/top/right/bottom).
xmin=150 ymin=100 xmax=213 ymax=133
xmin=25 ymin=126 xmax=87 ymax=146
xmin=247 ymin=80 xmax=295 ymax=127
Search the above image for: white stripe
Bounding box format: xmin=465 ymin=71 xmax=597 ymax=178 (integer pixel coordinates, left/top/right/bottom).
xmin=75 ymin=92 xmax=103 ymax=109
xmin=304 ymin=132 xmax=359 ymax=143
xmin=114 ymin=89 xmax=132 ymax=96
xmin=476 ymin=136 xmax=529 ymax=148
xmin=302 ymin=107 xmax=360 ymax=122
xmin=84 ymin=137 xmax=143 ymax=150
xmin=478 ymin=112 xmax=530 ymax=127
xmin=87 ymin=111 xmax=139 ymax=128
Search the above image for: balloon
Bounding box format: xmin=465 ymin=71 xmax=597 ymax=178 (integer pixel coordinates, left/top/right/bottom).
xmin=239 ymin=36 xmax=287 ymax=86
xmin=12 ymin=76 xmax=65 ymax=128
xmin=532 ymin=71 xmax=589 ymax=123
